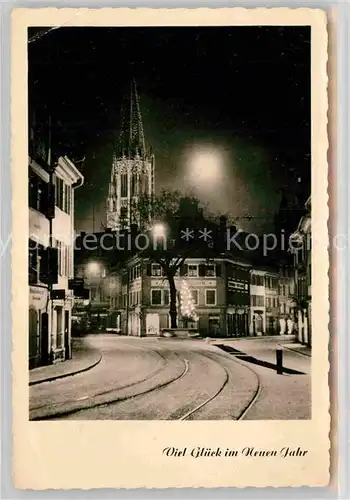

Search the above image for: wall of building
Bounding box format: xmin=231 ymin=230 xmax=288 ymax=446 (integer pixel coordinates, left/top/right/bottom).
xmin=290 ymin=195 xmax=312 ymax=346
xmin=250 ymin=270 xmax=266 ymax=335
xmin=29 ymin=156 xmax=83 ymax=368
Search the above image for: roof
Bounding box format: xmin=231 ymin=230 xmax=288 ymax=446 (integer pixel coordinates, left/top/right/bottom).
xmin=115 ymin=79 xmax=148 ymax=160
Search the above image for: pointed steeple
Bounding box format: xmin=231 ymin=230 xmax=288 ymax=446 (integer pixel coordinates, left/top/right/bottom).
xmin=117 ymin=79 xmax=146 ymax=159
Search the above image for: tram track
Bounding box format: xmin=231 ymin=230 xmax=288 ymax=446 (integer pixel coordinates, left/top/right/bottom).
xmin=177 ymin=349 xmax=262 ymax=421
xmin=31 ymin=342 xmax=263 ymax=422
xmin=178 ymin=352 xmax=229 ymax=420
xmin=30 ymin=345 xmax=167 ymax=413
xmin=30 ymin=349 xmax=189 ymax=421
xmin=60 ymin=350 xmax=226 ymax=421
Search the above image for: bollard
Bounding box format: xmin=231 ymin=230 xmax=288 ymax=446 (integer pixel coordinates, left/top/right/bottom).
xmin=276 ymin=349 xmax=283 ymax=375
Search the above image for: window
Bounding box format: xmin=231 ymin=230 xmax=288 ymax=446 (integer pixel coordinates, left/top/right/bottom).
xmin=131 ymin=173 xmax=138 ymax=196
xmin=54 ymin=175 xmax=71 ymax=215
xmin=65 ymin=245 xmax=72 ymax=278
xmin=29 ymin=169 xmax=47 ymax=213
xmin=52 ymin=240 xmax=70 ymax=277
xmin=64 ymin=184 xmax=71 ymax=214
xmin=151 ymin=289 xmax=169 ymax=306
xmin=252 ymin=274 xmax=264 ymax=286
xmin=205 ymin=265 xmax=215 ymax=277
xmin=52 ymin=239 xmax=62 ymax=276
xmin=29 ymin=239 xmax=41 ymax=284
xmin=205 ymin=289 xmax=216 ymax=306
xmin=131 ymin=265 xmax=141 ymax=280
xmin=90 ymin=287 xmax=97 ymax=300
xmin=121 ymin=174 xmax=128 ymax=197
xmin=151 ymin=263 xmax=162 ymax=276
xmin=151 ymin=290 xmax=162 ymax=305
xmin=252 ymin=295 xmax=264 ymax=307
xmin=191 ymin=289 xmax=199 ymax=305
xmin=188 ymin=265 xmax=198 ymax=277
xmin=265 ymin=277 xmax=275 ymax=289
xmin=55 ymin=176 xmax=63 ymax=211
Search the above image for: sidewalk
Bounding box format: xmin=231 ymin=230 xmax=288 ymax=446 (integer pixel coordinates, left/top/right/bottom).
xmin=29 ymin=337 xmax=102 ymax=386
xmin=211 ymin=337 xmax=311 ymax=420
xmin=277 ymin=341 xmax=311 ymax=357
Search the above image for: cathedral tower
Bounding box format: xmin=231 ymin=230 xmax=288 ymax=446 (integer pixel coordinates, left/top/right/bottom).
xmin=106 ymin=80 xmax=155 ymax=230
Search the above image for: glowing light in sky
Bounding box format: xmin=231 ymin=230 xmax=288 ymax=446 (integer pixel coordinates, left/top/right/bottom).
xmin=186 ymin=145 xmax=225 ymax=189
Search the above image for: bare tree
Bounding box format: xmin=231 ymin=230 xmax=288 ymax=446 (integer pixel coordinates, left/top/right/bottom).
xmin=131 ymin=189 xmax=217 ymax=329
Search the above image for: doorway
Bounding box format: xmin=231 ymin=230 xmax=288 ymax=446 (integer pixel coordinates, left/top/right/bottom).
xmin=146 ymin=313 xmax=159 ymax=336
xmin=40 ymin=312 xmax=49 ymax=365
xmin=208 ymin=316 xmax=220 ymax=337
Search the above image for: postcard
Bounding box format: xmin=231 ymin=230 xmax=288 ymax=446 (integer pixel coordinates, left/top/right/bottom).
xmin=12 ymin=7 xmax=330 ymax=489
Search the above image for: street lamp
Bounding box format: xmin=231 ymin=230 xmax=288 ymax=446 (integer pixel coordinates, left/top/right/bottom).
xmin=87 ymin=261 xmax=101 ymax=275
xmin=152 ymin=223 xmax=166 ymax=239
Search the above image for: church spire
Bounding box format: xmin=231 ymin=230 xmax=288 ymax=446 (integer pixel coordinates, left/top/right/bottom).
xmin=117 ymin=79 xmax=146 ymax=159
xmin=106 ymin=79 xmax=155 ymax=231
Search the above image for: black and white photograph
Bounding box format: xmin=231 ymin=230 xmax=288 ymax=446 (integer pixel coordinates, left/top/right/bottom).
xmin=9 ymin=6 xmax=331 ymax=489
xmin=27 ymin=23 xmax=314 ymax=422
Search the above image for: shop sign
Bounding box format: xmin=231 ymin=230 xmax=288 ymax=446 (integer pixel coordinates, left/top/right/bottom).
xmin=228 ymin=279 xmax=248 ymax=292
xmin=51 ymin=289 xmax=66 ymax=300
xmin=29 ymin=286 xmax=47 ymax=309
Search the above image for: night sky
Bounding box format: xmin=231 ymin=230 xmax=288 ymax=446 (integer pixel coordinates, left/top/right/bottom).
xmin=28 ymin=26 xmax=311 ymax=234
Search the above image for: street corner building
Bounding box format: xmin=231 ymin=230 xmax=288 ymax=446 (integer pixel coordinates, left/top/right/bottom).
xmin=75 ymin=251 xmax=300 ymax=340
xmin=28 ymin=120 xmax=84 ymax=369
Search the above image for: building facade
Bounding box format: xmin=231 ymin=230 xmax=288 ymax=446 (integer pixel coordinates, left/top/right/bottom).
xmin=264 ymin=273 xmax=279 ymax=334
xmin=97 ymin=256 xmax=251 ymax=338
xmin=278 ymin=265 xmax=296 ymax=333
xmin=29 ymin=154 xmax=83 ymax=368
xmin=250 ymin=270 xmax=266 ymax=335
xmin=73 ymin=249 xmax=301 ymax=339
xmin=106 ymin=80 xmax=155 ymax=231
xmin=290 ymin=195 xmax=312 ymax=346
xmin=73 ymin=259 xmax=122 ymax=332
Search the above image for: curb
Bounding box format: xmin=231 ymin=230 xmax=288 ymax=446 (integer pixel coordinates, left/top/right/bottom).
xmin=29 ymin=352 xmax=103 ymax=386
xmin=278 ymin=343 xmax=311 ymax=358
xmin=205 ymin=335 xmax=296 ymax=342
